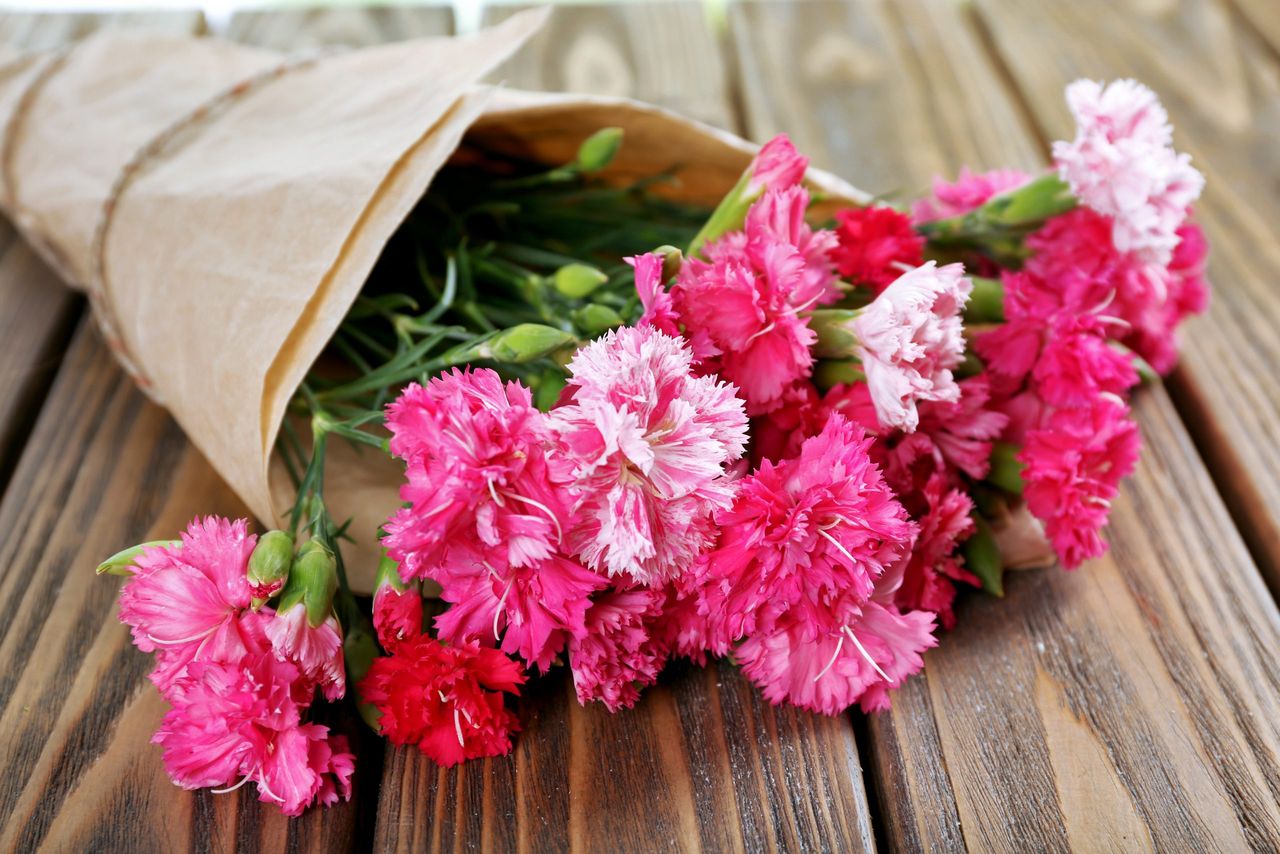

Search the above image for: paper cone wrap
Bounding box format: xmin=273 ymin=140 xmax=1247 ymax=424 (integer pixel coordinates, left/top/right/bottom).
xmin=0 ymin=10 xmax=1052 ymax=589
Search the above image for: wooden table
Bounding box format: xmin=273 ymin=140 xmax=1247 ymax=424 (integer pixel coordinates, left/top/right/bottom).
xmin=1 ymin=2 xmax=1279 ymax=850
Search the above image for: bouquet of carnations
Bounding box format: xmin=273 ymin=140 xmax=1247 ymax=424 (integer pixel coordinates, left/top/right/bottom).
xmin=86 ymin=71 xmax=1207 ymax=814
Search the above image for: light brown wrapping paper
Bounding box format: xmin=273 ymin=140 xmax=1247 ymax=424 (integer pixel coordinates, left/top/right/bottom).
xmin=0 ymin=10 xmax=1052 ymax=590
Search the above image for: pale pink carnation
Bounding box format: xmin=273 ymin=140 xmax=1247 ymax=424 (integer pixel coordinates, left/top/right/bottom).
xmin=912 ymin=167 xmax=1032 ymax=222
xmin=265 ymin=604 xmax=346 ymax=702
xmin=694 ymin=415 xmax=916 ymax=652
xmin=551 ymin=326 xmax=747 ymax=585
xmin=1053 ymin=79 xmax=1203 ymax=265
xmin=569 ymin=588 xmax=669 ymax=712
xmin=853 ymin=261 xmax=972 ymax=432
xmin=383 ymin=369 xmax=571 ymax=581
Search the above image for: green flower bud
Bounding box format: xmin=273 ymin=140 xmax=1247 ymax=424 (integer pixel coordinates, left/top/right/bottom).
xmin=986 ymin=173 xmax=1076 ymax=227
xmin=574 ymin=127 xmax=624 ymax=173
xmin=654 ymin=245 xmax=684 ymax=281
xmin=480 ymin=324 xmax=577 ymax=364
xmin=278 ymin=540 xmax=339 ymax=628
xmin=95 ymin=540 xmax=177 ymax=576
xmin=808 ymin=309 xmax=861 ymax=359
xmin=247 ymin=530 xmax=293 ymax=606
xmin=553 ymin=263 xmax=609 ymax=298
xmin=571 ymin=304 xmax=625 ymax=337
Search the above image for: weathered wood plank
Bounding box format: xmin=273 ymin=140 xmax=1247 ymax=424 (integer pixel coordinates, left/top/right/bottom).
xmin=482 ymin=3 xmax=733 ymax=130
xmin=970 ymin=0 xmax=1280 ymax=589
xmin=0 ymin=10 xmax=205 ymax=51
xmin=0 ymin=224 xmax=78 ymax=490
xmin=226 ymin=6 xmax=453 ymax=51
xmin=731 ymin=0 xmax=1280 ymax=848
xmin=0 ymin=324 xmax=380 ymax=852
xmin=374 ymin=4 xmax=876 ymax=851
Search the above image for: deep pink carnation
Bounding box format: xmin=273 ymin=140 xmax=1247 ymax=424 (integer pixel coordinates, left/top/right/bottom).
xmin=359 ymin=636 xmax=525 ymax=767
xmin=694 ymin=415 xmax=916 ymax=652
xmin=912 ymin=167 xmax=1032 ymax=222
xmin=884 ymin=475 xmax=977 ymax=628
xmin=1020 ymin=397 xmax=1141 ymax=568
xmin=432 ymin=544 xmax=606 ymax=671
xmin=264 ymin=604 xmax=346 ymax=702
xmin=153 ymin=649 xmax=354 ymax=816
xmin=383 ymin=369 xmax=572 ymax=581
xmin=831 ymin=206 xmax=925 ymax=292
xmin=853 ymin=261 xmax=972 ymax=432
xmin=735 ymin=586 xmax=936 ymax=715
xmin=1053 ymin=78 xmax=1203 ymax=266
xmin=750 ymin=381 xmax=827 ymax=466
xmin=117 ymin=517 xmax=262 ymax=695
xmin=551 ymin=325 xmax=747 ymax=585
xmin=631 ymin=252 xmax=683 ymax=341
xmin=747 ymin=134 xmax=808 ymax=196
xmin=569 ymin=589 xmax=669 ymax=712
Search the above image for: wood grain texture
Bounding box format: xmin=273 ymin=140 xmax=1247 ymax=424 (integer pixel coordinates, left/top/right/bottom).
xmin=971 ymin=0 xmax=1280 ymax=589
xmin=0 ymin=224 xmax=78 ymax=492
xmin=483 ymin=3 xmax=734 ymax=129
xmin=0 ymin=324 xmax=382 ymax=852
xmin=374 ymin=4 xmax=875 ymax=850
xmin=0 ymin=10 xmax=204 ymax=50
xmin=225 ymin=6 xmax=454 ymax=51
xmin=731 ymin=0 xmax=1280 ymax=848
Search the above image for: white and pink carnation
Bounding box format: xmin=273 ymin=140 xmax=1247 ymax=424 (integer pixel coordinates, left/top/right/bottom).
xmin=853 ymin=261 xmax=972 ymax=433
xmin=1052 ymin=78 xmax=1203 ymax=265
xmin=551 ymin=325 xmax=748 ymax=586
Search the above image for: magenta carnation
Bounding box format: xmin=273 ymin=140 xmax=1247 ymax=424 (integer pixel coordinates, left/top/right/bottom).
xmin=1020 ymin=397 xmax=1141 ymax=568
xmin=383 ymin=369 xmax=572 ymax=581
xmin=694 ymin=415 xmax=916 ymax=652
xmin=569 ymin=588 xmax=669 ymax=712
xmin=912 ymin=167 xmax=1032 ymax=222
xmin=853 ymin=261 xmax=972 ymax=432
xmin=551 ymin=325 xmax=747 ymax=585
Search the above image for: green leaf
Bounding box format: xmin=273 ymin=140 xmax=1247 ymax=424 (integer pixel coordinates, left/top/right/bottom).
xmin=964 ymin=515 xmax=1005 ymax=596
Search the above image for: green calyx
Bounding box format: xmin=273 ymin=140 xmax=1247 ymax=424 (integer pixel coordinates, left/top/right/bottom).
xmin=277 ymin=539 xmax=339 ymax=628
xmin=808 ymin=309 xmax=861 ymax=360
xmin=247 ymin=530 xmax=293 ymax=605
xmin=987 ymin=442 xmax=1025 ymax=495
xmin=95 ymin=541 xmax=178 ymax=576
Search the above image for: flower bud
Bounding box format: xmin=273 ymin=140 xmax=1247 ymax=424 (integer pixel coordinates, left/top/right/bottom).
xmin=574 ymin=127 xmax=623 ymax=173
xmin=247 ymin=529 xmax=293 ymax=606
xmin=553 ymin=263 xmax=608 ymax=298
xmin=654 ymin=245 xmax=684 ymax=281
xmin=808 ymin=309 xmax=861 ymax=359
xmin=571 ymin=304 xmax=624 ymax=337
xmin=278 ymin=539 xmax=339 ymax=628
xmin=95 ymin=540 xmax=178 ymax=576
xmin=480 ymin=324 xmax=577 ymax=364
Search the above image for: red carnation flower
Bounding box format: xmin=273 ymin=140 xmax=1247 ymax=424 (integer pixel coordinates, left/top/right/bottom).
xmin=359 ymin=636 xmax=526 ymax=766
xmin=831 ymin=206 xmax=924 ymax=292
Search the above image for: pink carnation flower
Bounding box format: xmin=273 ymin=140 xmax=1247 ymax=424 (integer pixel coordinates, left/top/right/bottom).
xmin=886 ymin=475 xmax=977 ymax=629
xmin=631 ymin=253 xmax=683 ymax=341
xmin=747 ymin=134 xmax=808 ymax=196
xmin=383 ymin=369 xmax=572 ymax=581
xmin=695 ymin=415 xmax=916 ymax=652
xmin=432 ymin=545 xmax=607 ymax=672
xmin=735 ymin=588 xmax=936 ymax=716
xmin=569 ymin=588 xmax=669 ymax=712
xmin=746 ymin=185 xmax=840 ymax=303
xmin=551 ymin=325 xmax=747 ymax=585
xmin=153 ymin=650 xmax=355 ymax=816
xmin=265 ymin=604 xmax=346 ymax=701
xmin=117 ymin=517 xmax=262 ymax=695
xmin=1053 ymin=79 xmax=1203 ymax=266
xmin=852 ymin=261 xmax=972 ymax=432
xmin=912 ymin=167 xmax=1032 ymax=222
xmin=1020 ymin=397 xmax=1141 ymax=568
